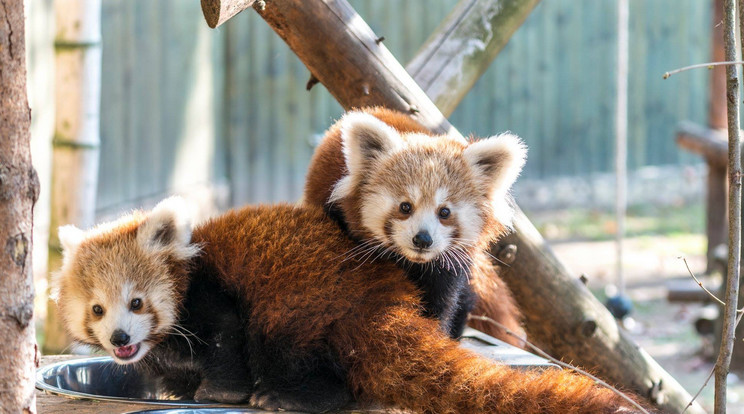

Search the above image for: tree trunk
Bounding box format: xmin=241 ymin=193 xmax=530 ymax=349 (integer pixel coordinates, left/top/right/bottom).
xmin=715 ymin=1 xmax=741 ymax=410
xmin=249 ymin=1 xmax=704 ymax=412
xmin=43 ymin=0 xmax=102 ymax=354
xmin=0 ymin=0 xmax=41 ymax=412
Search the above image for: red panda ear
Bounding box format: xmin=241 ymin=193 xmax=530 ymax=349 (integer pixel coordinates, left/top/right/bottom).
xmin=340 ymin=111 xmax=403 ymax=177
xmin=464 ymin=133 xmax=526 ymax=195
xmin=464 ymin=134 xmax=526 ymax=226
xmin=137 ymin=196 xmax=199 ymax=260
xmin=58 ymin=225 xmax=85 ymax=258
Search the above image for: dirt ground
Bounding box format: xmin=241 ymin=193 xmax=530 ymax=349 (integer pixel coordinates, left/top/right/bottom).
xmin=549 ymin=234 xmax=742 ymax=413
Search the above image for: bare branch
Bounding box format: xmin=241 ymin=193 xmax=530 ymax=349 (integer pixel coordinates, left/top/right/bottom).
xmin=684 ymin=311 xmax=744 ymax=413
xmin=679 ymin=256 xmax=728 ymax=307
xmin=468 ymin=314 xmax=650 ymax=414
xmin=663 ymin=61 xmax=744 ymax=79
xmin=714 ymin=0 xmax=743 ymax=411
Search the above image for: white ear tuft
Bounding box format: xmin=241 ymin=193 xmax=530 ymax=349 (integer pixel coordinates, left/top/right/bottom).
xmin=464 ymin=133 xmax=527 ymax=227
xmin=58 ymin=225 xmax=85 ymax=256
xmin=137 ymin=196 xmax=198 ymax=259
xmin=340 ymin=111 xmax=404 ymax=177
xmin=329 ymin=175 xmax=353 ymax=204
xmin=464 ymin=133 xmax=527 ymax=195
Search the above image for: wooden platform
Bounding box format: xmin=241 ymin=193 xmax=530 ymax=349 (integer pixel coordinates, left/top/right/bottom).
xmin=36 ymin=329 xmax=552 ymax=413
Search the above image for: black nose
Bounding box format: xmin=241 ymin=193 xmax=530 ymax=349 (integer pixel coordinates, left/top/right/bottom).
xmin=412 ymin=231 xmax=433 ymax=249
xmin=110 ymin=329 xmax=131 ymax=347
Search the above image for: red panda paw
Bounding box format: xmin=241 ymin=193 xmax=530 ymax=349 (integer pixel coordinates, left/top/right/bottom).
xmin=249 ymin=384 xmax=352 ymax=413
xmin=193 ymin=379 xmax=251 ymax=404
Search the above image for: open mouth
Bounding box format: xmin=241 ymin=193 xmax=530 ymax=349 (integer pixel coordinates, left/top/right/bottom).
xmin=113 ymin=343 xmax=140 ymax=360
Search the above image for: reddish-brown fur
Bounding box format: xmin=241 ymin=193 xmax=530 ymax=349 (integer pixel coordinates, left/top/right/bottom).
xmin=303 ymin=107 xmax=525 ymax=345
xmin=194 ymin=204 xmax=644 ymax=413
xmin=57 ymin=200 xmax=649 ymax=413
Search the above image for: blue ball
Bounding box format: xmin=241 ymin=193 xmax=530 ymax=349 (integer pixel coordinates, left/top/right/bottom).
xmin=605 ymin=294 xmax=633 ymax=319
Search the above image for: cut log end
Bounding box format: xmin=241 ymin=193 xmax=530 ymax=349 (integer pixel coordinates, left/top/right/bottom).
xmin=201 ymin=0 xmax=256 ymax=29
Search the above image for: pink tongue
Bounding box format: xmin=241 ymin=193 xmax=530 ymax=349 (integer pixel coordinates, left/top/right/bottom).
xmin=114 ymin=344 xmax=138 ymax=358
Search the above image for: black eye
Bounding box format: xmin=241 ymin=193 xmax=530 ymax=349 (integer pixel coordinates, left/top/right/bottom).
xmin=438 ymin=207 xmax=451 ymax=219
xmin=130 ymin=298 xmax=142 ymax=311
xmin=92 ymin=305 xmax=104 ymax=316
xmin=399 ymin=202 xmax=412 ymax=214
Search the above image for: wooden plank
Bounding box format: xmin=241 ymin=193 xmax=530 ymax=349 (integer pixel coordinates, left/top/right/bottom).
xmin=706 ymin=165 xmax=728 ymax=273
xmin=45 ymin=0 xmax=103 ymax=354
xmin=676 ymin=121 xmax=728 ymax=167
xmin=134 ymin=0 xmax=161 ymax=198
xmin=667 ymin=279 xmax=717 ymax=303
xmin=223 ymin=15 xmax=251 ymax=205
xmin=97 ymin=0 xmax=126 ymax=211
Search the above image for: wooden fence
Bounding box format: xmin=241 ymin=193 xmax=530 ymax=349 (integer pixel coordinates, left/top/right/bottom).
xmin=46 ymin=0 xmax=712 ymax=212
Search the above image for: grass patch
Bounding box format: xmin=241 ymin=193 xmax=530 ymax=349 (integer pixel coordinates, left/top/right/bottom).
xmin=527 ymin=201 xmax=705 ymax=242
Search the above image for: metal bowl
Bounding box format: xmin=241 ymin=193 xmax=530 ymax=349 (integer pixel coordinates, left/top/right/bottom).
xmin=36 ymin=356 xmax=205 ymax=406
xmin=127 ymin=409 xmax=268 ymax=414
xmin=36 ymin=330 xmax=552 ymax=411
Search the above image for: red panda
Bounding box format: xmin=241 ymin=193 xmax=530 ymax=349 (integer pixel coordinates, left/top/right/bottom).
xmin=304 ymin=107 xmax=525 ymax=344
xmin=53 ymin=197 xmax=648 ymax=413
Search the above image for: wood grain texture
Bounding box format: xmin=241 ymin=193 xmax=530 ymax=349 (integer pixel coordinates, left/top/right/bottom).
xmin=0 ymin=0 xmax=39 ymax=411
xmin=45 ymin=0 xmax=102 ymax=354
xmin=491 ymin=213 xmax=704 ymax=414
xmin=254 ymin=0 xmax=455 ymax=136
xmin=406 ymin=0 xmax=541 ymax=116
xmin=202 ymin=0 xmax=256 ymax=28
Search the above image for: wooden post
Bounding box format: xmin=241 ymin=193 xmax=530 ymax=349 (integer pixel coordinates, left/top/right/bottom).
xmin=615 ymin=0 xmax=629 ymax=296
xmin=238 ymin=1 xmax=704 ymax=412
xmin=709 ymin=0 xmax=729 ymax=275
xmin=0 ymin=0 xmax=40 ymax=411
xmin=406 ymin=0 xmax=541 ymax=116
xmin=44 ymin=0 xmax=102 ymax=354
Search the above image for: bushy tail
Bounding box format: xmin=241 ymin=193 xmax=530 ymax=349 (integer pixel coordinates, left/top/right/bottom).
xmin=467 ymin=251 xmax=526 ymax=347
xmin=334 ymin=305 xmax=649 ymax=414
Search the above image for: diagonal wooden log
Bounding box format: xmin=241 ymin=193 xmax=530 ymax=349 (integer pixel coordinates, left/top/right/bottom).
xmin=206 ymin=0 xmax=703 ymax=412
xmin=407 ymin=0 xmax=541 ymax=115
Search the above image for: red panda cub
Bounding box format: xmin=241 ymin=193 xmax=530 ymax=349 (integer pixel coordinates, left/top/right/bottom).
xmin=304 ymin=107 xmax=524 ymax=343
xmin=54 ymin=200 xmax=648 ymax=414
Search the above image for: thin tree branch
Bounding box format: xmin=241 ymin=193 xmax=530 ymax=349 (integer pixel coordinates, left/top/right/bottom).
xmin=683 ymin=311 xmax=744 ymax=413
xmin=714 ymin=1 xmax=742 ymax=412
xmin=679 ymin=256 xmax=729 ymax=308
xmin=468 ymin=314 xmax=650 ymax=414
xmin=663 ymin=61 xmax=744 ymax=79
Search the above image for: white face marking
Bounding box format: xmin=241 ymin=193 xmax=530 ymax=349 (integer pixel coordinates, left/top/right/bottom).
xmin=435 ymin=188 xmax=448 ymax=206
xmin=88 ymin=282 xmax=154 ymax=364
xmin=391 ymin=210 xmax=452 ymax=262
xmin=360 ymin=192 xmax=397 ymax=242
xmin=453 ymin=202 xmax=482 ymax=245
xmin=365 ymin=185 xmax=454 ymax=263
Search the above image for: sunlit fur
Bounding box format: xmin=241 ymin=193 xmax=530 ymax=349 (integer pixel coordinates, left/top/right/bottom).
xmin=303 ymin=107 xmax=526 ymax=344
xmin=54 ymin=199 xmax=649 ymax=413
xmin=53 ymin=199 xmax=197 ymax=365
